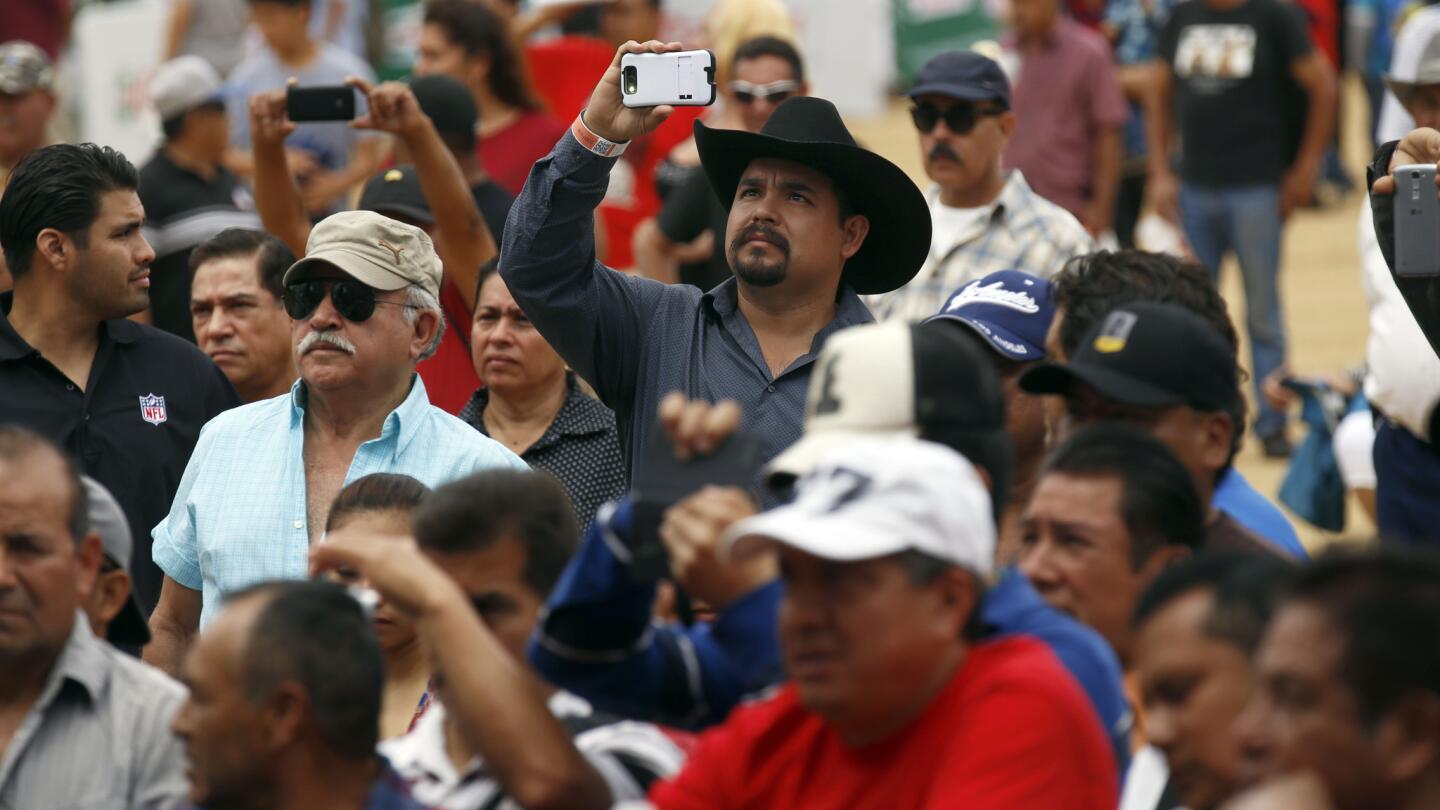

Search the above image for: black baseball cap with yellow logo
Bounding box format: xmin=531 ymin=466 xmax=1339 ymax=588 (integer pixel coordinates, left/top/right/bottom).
xmin=1019 ymin=301 xmax=1238 ymax=413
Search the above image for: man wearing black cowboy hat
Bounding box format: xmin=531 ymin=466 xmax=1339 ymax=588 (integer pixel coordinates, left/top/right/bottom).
xmin=500 ymin=40 xmax=932 ymax=470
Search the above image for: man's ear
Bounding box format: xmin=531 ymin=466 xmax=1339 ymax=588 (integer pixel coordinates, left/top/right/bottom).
xmin=34 ymin=228 xmax=72 ymax=273
xmin=998 ymin=111 xmax=1017 ymax=139
xmin=1376 ymin=692 xmax=1440 ymax=783
xmin=95 ymin=569 xmax=133 ymax=625
xmin=840 ymin=214 xmax=869 ymax=262
xmin=409 ymin=308 xmax=441 ymax=361
xmin=262 ymin=682 xmax=312 ymax=750
xmin=933 ymin=567 xmax=981 ymax=639
xmin=1198 ymin=409 xmax=1235 ymax=472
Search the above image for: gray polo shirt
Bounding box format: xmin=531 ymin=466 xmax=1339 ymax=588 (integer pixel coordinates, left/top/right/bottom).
xmin=500 ymin=133 xmax=874 ymax=471
xmin=0 ymin=614 xmax=188 ymax=809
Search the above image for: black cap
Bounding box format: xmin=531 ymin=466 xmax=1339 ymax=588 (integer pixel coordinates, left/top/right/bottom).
xmin=1019 ymin=301 xmax=1238 ymax=412
xmin=409 ymin=74 xmax=478 ymax=151
xmin=359 ymin=166 xmax=433 ymax=226
xmin=908 ymin=51 xmax=1011 ymax=106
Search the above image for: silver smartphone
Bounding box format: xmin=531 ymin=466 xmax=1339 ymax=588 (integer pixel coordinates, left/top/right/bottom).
xmin=1393 ymin=163 xmax=1440 ymax=278
xmin=620 ymin=50 xmax=717 ymax=108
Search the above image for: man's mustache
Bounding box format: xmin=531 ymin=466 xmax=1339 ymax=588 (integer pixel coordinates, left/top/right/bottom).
xmin=731 ymin=223 xmax=791 ymax=256
xmin=928 ymin=143 xmax=961 ymax=163
xmin=298 ymin=329 xmax=357 ymax=355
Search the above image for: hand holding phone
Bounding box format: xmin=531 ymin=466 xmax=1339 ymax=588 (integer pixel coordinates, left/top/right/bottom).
xmin=581 ymin=40 xmax=690 ymax=146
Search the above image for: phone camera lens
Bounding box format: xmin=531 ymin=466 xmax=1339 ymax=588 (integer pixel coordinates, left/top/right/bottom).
xmin=623 ymin=66 xmax=638 ymax=95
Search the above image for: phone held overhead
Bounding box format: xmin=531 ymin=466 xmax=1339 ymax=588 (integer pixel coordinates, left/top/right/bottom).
xmin=287 ymin=85 xmax=358 ymax=122
xmin=620 ymin=49 xmax=717 ymax=109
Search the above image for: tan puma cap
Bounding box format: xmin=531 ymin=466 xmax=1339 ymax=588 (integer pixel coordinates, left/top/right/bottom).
xmin=283 ymin=210 xmax=442 ymax=299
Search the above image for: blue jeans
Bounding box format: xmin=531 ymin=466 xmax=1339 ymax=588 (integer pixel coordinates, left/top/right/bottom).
xmin=1179 ymin=182 xmax=1288 ymax=438
xmin=1373 ymin=419 xmax=1440 ymax=546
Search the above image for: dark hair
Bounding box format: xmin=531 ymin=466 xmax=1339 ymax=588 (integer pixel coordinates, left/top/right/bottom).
xmin=161 ymin=115 xmax=187 ymax=141
xmin=897 ymin=549 xmax=989 ymax=640
xmin=409 ymin=73 xmax=479 ymax=152
xmin=731 ymin=36 xmax=805 ymax=84
xmin=0 ymin=424 xmax=88 ymax=542
xmin=189 ymin=228 xmax=296 ymax=299
xmin=1285 ymin=547 xmax=1440 ymax=727
xmin=413 ymin=469 xmax=578 ymax=598
xmin=474 ymin=257 xmax=500 ymax=305
xmin=1051 ymin=250 xmax=1246 ymax=469
xmin=0 ymin=143 xmax=139 ymax=279
xmin=325 ymin=473 xmax=430 ymax=533
xmin=1041 ymin=423 xmax=1206 ymax=567
xmin=1132 ymin=551 xmax=1297 ymax=653
xmin=424 ymin=0 xmax=541 ymax=112
xmin=229 ymin=580 xmax=384 ymax=759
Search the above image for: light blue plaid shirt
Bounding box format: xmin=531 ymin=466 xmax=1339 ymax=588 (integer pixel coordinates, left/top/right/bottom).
xmin=152 ymin=375 xmax=527 ymax=626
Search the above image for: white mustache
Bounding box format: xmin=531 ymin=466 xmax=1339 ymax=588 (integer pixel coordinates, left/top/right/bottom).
xmin=299 ymin=329 xmax=356 ymax=355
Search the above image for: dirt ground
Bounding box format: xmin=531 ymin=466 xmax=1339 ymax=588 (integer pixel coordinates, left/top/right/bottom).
xmin=847 ymin=78 xmax=1381 ymax=551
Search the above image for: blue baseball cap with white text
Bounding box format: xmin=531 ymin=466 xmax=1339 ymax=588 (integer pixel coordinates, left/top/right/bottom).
xmin=924 ymin=270 xmax=1054 ymax=361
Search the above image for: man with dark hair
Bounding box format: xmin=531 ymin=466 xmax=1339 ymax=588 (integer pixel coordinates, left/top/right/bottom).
xmin=171 ymin=578 xmax=428 ymax=809
xmin=1046 ymin=250 xmax=1302 ymax=553
xmin=504 ymin=41 xmax=931 ymax=471
xmin=374 ymin=469 xmax=684 ymax=808
xmin=0 ymin=142 xmax=241 ymax=613
xmin=1234 ymin=547 xmax=1440 ymax=810
xmin=0 ymin=425 xmax=187 ymax=808
xmin=599 ymin=0 xmax=663 ymax=47
xmin=1024 ymin=298 xmax=1303 ymax=557
xmin=925 ymin=270 xmax=1055 ymax=556
xmin=189 ymin=228 xmax=298 ymax=403
xmin=139 ymin=55 xmax=261 ymax=342
xmin=1125 ymin=552 xmax=1297 ymax=810
xmin=1019 ymin=422 xmax=1206 ymax=663
xmin=871 ymin=50 xmax=1093 ymax=321
xmin=648 ymin=438 xmax=1119 ymax=807
xmin=634 ymin=35 xmax=810 ymax=289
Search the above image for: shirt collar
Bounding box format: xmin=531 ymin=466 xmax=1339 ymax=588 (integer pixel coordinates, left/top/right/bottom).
xmin=42 ymin=614 xmax=110 ymax=707
xmin=288 ymin=374 xmax=433 ymax=457
xmin=0 ymin=293 xmax=139 ymax=362
xmin=702 ymin=277 xmax=872 ymax=331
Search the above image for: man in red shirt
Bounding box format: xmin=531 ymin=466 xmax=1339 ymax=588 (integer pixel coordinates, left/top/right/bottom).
xmin=648 ymin=437 xmax=1119 ymax=809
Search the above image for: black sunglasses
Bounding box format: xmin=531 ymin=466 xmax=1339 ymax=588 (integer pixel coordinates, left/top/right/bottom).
xmin=910 ymin=102 xmax=1006 ymax=135
xmin=283 ymin=279 xmax=417 ymax=322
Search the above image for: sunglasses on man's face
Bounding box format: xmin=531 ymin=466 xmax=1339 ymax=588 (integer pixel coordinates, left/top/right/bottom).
xmin=730 ymin=79 xmax=800 ymax=105
xmin=283 ymin=279 xmax=416 ymax=322
xmin=910 ymin=102 xmax=1006 ymax=135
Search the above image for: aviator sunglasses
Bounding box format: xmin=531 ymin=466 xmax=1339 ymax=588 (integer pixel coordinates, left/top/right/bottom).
xmin=910 ymin=102 xmax=1007 ymax=135
xmin=730 ymin=79 xmax=800 ymax=105
xmin=283 ymin=279 xmax=419 ymax=322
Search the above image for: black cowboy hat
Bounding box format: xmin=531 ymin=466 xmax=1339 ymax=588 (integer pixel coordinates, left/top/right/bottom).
xmin=694 ymin=96 xmax=931 ymax=296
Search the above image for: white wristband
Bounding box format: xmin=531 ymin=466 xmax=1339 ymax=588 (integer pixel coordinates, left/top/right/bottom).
xmin=571 ymin=112 xmax=629 ymax=158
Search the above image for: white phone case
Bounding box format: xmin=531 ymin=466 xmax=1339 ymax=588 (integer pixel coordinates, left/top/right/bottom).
xmin=620 ymin=50 xmax=717 ymax=108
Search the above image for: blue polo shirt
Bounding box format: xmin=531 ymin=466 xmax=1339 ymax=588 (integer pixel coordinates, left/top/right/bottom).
xmin=1214 ymin=468 xmax=1307 ymax=558
xmin=153 ymin=375 xmax=527 ymax=625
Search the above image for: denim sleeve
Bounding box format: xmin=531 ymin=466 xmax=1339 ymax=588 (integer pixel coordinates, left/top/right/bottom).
xmin=527 ymin=500 xmax=785 ymax=729
xmin=499 ymin=133 xmax=673 ymax=417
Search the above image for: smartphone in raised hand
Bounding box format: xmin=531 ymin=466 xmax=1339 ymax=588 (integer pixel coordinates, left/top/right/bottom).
xmin=620 ymin=50 xmax=717 ymax=109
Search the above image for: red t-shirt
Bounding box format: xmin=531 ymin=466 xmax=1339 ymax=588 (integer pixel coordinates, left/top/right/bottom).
xmin=415 ymin=281 xmax=479 ymax=415
xmin=478 ymin=110 xmax=568 ymax=198
xmin=648 ymin=637 xmax=1119 ymax=810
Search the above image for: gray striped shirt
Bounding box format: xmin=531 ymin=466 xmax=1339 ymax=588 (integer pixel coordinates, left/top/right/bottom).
xmin=0 ymin=614 xmax=188 ymax=810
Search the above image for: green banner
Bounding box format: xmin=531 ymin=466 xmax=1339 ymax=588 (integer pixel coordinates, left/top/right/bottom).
xmin=893 ymin=0 xmax=1001 ymax=86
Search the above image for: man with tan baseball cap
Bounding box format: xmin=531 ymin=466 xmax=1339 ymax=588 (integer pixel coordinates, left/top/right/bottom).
xmin=145 ymin=210 xmax=527 ymax=677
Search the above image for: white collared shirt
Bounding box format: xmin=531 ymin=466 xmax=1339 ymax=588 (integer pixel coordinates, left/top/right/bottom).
xmin=380 ymin=691 xmax=685 ymax=810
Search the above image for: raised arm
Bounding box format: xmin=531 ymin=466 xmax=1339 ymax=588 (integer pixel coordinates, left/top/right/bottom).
xmin=499 ymin=41 xmax=688 ymax=411
xmin=248 ymin=88 xmax=312 ymax=257
xmin=347 ymin=77 xmax=495 ymax=311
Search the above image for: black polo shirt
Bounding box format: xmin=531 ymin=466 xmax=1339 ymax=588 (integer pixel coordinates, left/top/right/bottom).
xmin=137 ymin=148 xmax=261 ymax=342
xmin=0 ymin=293 xmax=240 ymax=611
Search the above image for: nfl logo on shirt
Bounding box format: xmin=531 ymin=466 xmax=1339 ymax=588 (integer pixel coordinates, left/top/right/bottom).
xmin=139 ymin=393 xmax=168 ymax=426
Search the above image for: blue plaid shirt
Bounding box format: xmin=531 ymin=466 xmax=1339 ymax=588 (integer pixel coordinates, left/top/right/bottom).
xmin=152 ymin=375 xmax=527 ymax=626
xmin=500 ymin=132 xmax=874 ymax=470
xmin=869 ymin=173 xmax=1093 ymax=322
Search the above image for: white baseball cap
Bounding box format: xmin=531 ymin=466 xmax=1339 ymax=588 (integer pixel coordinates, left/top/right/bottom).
xmin=150 ymin=55 xmax=224 ymax=120
xmin=724 ymin=437 xmax=995 ymax=577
